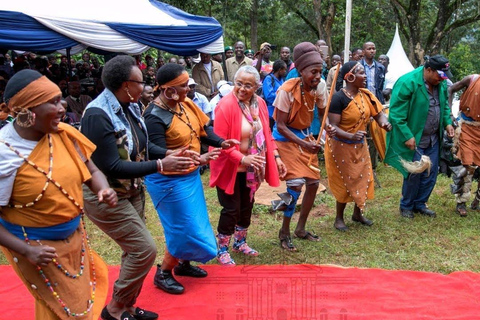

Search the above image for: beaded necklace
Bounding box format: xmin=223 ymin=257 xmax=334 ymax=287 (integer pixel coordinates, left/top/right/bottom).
xmin=0 ymin=135 xmax=96 ymax=318
xmin=341 ymin=89 xmax=367 ymax=132
xmin=1 ymin=137 xmax=54 ymax=208
xmin=300 ymin=82 xmax=315 ymax=112
xmin=154 ymin=100 xmax=201 ymax=146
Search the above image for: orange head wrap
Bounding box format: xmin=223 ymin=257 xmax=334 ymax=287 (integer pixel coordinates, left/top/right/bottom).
xmin=159 ymin=71 xmax=189 ymax=89
xmin=3 ymin=69 xmax=61 ymax=116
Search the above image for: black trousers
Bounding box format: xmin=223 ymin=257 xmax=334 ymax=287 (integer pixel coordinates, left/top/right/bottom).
xmin=216 ymin=172 xmax=255 ymax=235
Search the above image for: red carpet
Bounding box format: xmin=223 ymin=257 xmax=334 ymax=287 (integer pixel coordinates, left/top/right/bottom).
xmin=1 ymin=264 xmax=480 ymax=320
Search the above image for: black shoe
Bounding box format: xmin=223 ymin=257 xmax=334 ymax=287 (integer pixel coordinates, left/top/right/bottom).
xmin=352 ymin=215 xmax=374 ymax=226
xmin=132 ymin=307 xmax=158 ymax=320
xmin=153 ymin=265 xmax=184 ymax=294
xmin=400 ymin=208 xmax=414 ymax=219
xmin=101 ymin=306 xmax=135 ymax=320
xmin=414 ymin=208 xmax=436 ymax=217
xmin=174 ymin=262 xmax=208 ymax=278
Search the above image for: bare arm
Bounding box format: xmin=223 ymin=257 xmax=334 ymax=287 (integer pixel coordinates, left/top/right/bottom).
xmin=448 ymin=75 xmax=472 ymax=107
xmin=0 ymin=223 xmax=57 ymax=266
xmin=373 ymin=112 xmax=392 ymax=131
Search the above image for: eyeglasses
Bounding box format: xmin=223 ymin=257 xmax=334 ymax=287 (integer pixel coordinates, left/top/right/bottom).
xmin=235 ymin=81 xmax=255 ymax=90
xmin=127 ymin=80 xmax=146 ymax=86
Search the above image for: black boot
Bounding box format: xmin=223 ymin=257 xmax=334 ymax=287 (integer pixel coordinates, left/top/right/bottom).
xmin=174 ymin=261 xmax=207 ymax=278
xmin=153 ymin=264 xmax=184 ymax=294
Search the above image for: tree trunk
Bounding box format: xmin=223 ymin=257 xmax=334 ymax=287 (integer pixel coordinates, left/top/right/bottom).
xmin=324 ymin=2 xmax=336 ymax=58
xmin=390 ymin=0 xmax=480 ymax=66
xmin=313 ymin=0 xmax=323 ymax=39
xmin=250 ymin=0 xmax=258 ymax=51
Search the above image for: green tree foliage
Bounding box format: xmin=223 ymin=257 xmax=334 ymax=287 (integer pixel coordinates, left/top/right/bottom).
xmin=160 ymin=0 xmax=479 ymax=74
xmin=447 ymin=43 xmax=475 ymax=81
xmin=390 ymin=0 xmax=480 ymax=66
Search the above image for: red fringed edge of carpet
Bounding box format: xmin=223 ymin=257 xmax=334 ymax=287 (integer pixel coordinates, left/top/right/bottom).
xmin=1 ymin=264 xmax=480 ymax=320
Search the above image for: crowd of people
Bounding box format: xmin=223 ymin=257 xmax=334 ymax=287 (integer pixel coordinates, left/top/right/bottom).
xmin=0 ymin=37 xmax=479 ymax=320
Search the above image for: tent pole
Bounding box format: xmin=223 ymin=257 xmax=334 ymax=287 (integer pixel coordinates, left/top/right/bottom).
xmin=344 ymin=0 xmax=352 ymax=63
xmin=66 ymin=47 xmax=72 ymax=79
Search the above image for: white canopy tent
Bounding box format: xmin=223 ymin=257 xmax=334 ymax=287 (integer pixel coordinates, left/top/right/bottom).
xmin=386 ymin=24 xmax=415 ymax=85
xmin=0 ymin=0 xmax=224 ymax=55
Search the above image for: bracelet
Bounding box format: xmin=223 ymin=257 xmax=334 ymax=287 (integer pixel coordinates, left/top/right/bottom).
xmin=156 ymin=159 xmax=163 ymax=173
xmin=274 ymin=155 xmax=281 ymax=159
xmin=240 ymin=156 xmax=246 ymax=165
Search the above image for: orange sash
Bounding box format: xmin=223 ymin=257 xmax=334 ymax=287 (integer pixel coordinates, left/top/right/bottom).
xmin=1 ymin=123 xmax=95 ymax=227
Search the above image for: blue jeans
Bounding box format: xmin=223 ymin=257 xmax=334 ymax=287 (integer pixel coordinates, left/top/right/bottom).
xmin=400 ymin=140 xmax=439 ymax=210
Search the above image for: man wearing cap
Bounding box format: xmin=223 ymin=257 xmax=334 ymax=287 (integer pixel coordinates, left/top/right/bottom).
xmin=272 ymin=42 xmax=333 ymax=251
xmin=385 ymin=54 xmax=455 ymax=219
xmin=225 ymin=41 xmax=252 ymax=82
xmin=192 ymin=52 xmax=225 ymax=100
xmin=208 ymin=80 xmax=233 ymax=124
xmin=253 ymin=42 xmax=274 ymax=80
xmin=245 ymin=49 xmax=254 ymax=59
xmin=447 ymin=73 xmax=480 ymax=216
xmin=224 ymin=46 xmax=234 ymax=59
xmin=187 ymin=78 xmax=212 ymax=118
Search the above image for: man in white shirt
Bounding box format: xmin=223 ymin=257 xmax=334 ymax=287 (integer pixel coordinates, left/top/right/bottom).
xmin=187 ymin=78 xmax=212 ymax=119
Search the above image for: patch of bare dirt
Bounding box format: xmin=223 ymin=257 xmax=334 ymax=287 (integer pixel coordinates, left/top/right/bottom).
xmin=255 ymin=180 xmax=326 ymax=206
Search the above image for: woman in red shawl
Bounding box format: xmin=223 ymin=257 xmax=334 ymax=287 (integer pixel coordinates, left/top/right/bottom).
xmin=210 ymin=65 xmax=287 ymax=266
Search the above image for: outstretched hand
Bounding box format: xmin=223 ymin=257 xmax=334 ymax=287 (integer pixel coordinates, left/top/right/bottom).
xmin=200 ymin=148 xmax=222 ymax=165
xmin=221 ymin=139 xmax=240 ymax=149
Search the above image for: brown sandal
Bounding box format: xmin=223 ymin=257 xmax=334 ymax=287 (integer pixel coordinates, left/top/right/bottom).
xmin=279 ymin=236 xmax=297 ymax=251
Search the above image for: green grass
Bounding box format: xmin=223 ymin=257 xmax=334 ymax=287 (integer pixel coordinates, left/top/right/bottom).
xmin=2 ymin=163 xmax=479 ymax=274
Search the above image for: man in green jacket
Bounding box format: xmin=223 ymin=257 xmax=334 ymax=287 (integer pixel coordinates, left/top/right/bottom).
xmin=385 ymin=55 xmax=455 ymax=218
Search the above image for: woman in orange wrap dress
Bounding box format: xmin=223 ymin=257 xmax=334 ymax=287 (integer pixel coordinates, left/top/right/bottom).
xmin=325 ymin=61 xmax=391 ymax=231
xmin=0 ymin=69 xmax=117 ymax=320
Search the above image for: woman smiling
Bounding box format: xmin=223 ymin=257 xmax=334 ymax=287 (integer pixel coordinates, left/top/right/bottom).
xmin=325 ymin=61 xmax=391 ymax=231
xmin=0 ymin=69 xmax=117 ymax=320
xmin=210 ymin=65 xmax=286 ymax=266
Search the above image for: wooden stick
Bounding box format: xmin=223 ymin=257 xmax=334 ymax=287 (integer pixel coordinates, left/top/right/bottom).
xmin=307 ymin=63 xmax=341 ymax=172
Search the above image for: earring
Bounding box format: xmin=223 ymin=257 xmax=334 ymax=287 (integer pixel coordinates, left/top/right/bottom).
xmin=16 ymin=108 xmax=36 ymax=128
xmin=171 ymin=88 xmax=179 ymax=101
xmin=125 ymin=88 xmax=134 ymax=101
xmin=346 ymin=73 xmax=356 ymax=83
